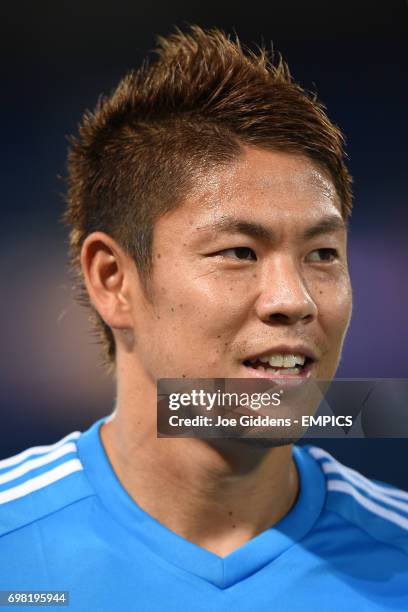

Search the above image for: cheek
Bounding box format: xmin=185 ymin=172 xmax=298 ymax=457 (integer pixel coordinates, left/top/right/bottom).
xmin=316 ymin=276 xmax=352 ymax=341
xmin=158 ymin=267 xmax=251 ymax=327
xmin=146 ymin=273 xmax=223 ymax=355
xmin=148 ymin=269 xmax=251 ymax=371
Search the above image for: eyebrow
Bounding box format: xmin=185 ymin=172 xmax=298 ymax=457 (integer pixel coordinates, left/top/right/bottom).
xmin=196 ymin=214 xmax=347 ymax=242
xmin=302 ymin=216 xmax=348 ymax=240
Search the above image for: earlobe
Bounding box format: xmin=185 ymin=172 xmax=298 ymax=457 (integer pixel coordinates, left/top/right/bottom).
xmin=80 ymin=232 xmax=133 ymax=330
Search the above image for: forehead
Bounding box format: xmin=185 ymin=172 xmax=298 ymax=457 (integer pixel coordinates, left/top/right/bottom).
xmin=160 ymin=147 xmax=343 ymax=236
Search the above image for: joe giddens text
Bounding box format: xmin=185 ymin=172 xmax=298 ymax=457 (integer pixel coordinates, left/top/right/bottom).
xmin=168 ymin=415 xmax=354 ymax=428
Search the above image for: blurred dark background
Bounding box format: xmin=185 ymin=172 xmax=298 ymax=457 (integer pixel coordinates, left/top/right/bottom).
xmin=1 ymin=1 xmax=407 ymax=486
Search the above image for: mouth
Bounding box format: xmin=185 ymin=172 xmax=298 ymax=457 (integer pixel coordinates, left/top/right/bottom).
xmin=242 ymin=349 xmax=316 ymax=380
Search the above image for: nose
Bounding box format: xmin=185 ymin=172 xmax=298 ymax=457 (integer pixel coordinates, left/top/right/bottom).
xmin=255 ymin=255 xmax=318 ymax=326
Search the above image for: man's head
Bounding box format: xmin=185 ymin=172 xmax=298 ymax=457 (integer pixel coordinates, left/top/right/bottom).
xmin=64 ymin=26 xmax=352 ymax=380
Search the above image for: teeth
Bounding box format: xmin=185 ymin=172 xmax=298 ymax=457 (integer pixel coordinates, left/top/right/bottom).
xmin=269 ymin=355 xmax=284 ymax=367
xmin=264 ymin=367 xmax=284 ymax=374
xmin=284 ymin=355 xmax=296 ymax=368
xmin=259 ymin=366 xmax=301 ymax=375
xmin=260 ymin=353 xmax=306 ymax=367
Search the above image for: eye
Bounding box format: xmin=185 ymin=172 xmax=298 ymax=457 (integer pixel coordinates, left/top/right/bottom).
xmin=307 ymin=248 xmax=339 ymax=263
xmin=217 ymin=247 xmax=257 ymax=261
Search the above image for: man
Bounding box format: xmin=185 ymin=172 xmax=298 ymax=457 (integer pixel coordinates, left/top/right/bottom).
xmin=0 ymin=26 xmax=407 ymax=611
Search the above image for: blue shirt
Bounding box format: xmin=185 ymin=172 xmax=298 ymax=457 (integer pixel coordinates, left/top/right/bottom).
xmin=0 ymin=417 xmax=407 ymax=611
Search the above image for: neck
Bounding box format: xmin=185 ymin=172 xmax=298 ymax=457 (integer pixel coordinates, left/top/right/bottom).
xmin=101 ymin=363 xmax=299 ymax=557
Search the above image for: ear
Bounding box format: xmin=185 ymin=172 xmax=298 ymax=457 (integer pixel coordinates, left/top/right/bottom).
xmin=80 ymin=232 xmax=134 ymax=331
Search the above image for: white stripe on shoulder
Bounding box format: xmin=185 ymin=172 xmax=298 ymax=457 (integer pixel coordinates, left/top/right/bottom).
xmin=0 ymin=459 xmax=83 ymax=505
xmin=328 ymin=480 xmax=408 ymax=531
xmin=322 ymin=463 xmax=408 ymax=514
xmin=0 ymin=432 xmax=81 ymax=470
xmin=308 ymin=446 xmax=408 ymax=502
xmin=0 ymin=442 xmax=77 ymax=486
xmin=308 ymin=446 xmax=336 ymax=461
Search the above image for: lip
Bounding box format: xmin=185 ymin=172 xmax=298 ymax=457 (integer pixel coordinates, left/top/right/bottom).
xmin=241 ymin=344 xmax=317 ymax=388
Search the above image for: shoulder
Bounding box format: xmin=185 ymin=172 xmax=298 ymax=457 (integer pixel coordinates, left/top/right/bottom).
xmin=305 ymin=444 xmax=408 ymax=555
xmin=0 ymin=430 xmax=95 ymax=539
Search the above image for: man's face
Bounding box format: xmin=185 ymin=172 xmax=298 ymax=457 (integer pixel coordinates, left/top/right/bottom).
xmin=129 ymin=147 xmax=352 ymax=384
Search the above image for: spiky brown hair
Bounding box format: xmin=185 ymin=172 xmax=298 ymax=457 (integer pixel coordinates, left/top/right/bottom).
xmin=63 ymin=25 xmax=352 ymax=369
